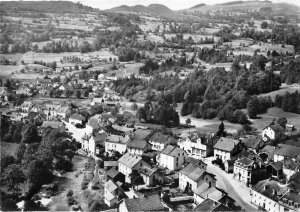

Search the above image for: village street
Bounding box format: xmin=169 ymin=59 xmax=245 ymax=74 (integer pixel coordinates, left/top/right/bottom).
xmin=205 ymin=160 xmax=257 ymax=211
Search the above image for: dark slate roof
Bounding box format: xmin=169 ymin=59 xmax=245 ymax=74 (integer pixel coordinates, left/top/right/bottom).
xmin=192 ymin=198 xmax=230 ymax=212
xmin=41 ymin=121 xmax=64 ymax=129
xmin=275 ymin=144 xmax=300 ymax=158
xmin=268 ymin=161 xmax=283 ymax=171
xmin=213 ymin=137 xmax=240 ymax=152
xmin=149 ymin=132 xmax=176 ymax=144
xmin=106 ymin=167 xmax=121 ymax=179
xmin=70 ymin=113 xmax=85 ymax=121
xmin=242 ymin=137 xmax=263 ymax=149
xmin=260 ymin=145 xmax=277 ymax=158
xmin=235 ymin=157 xmax=254 ymax=166
xmin=160 ymin=145 xmax=186 ymax=157
xmin=124 ymin=195 xmax=165 ymax=211
xmin=179 ymin=164 xmax=205 ymax=182
xmin=268 ymin=125 xmax=285 ymax=132
xmin=132 ymin=129 xmax=152 ymax=141
xmin=252 ymin=179 xmax=288 ymax=201
xmin=127 ymin=140 xmax=149 ymax=150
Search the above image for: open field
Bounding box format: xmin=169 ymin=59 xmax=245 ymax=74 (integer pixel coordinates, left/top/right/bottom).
xmin=164 ymin=33 xmax=220 ymax=43
xmin=258 ymin=83 xmax=300 ymax=101
xmin=22 ymin=50 xmax=117 ymax=63
xmin=250 ymin=43 xmax=294 ymax=54
xmin=0 ymin=142 xmax=19 ymax=157
xmin=250 ymin=107 xmax=300 ymax=133
xmin=176 ymin=103 xmax=242 ymax=134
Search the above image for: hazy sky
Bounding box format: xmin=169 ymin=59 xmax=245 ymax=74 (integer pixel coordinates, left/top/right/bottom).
xmin=79 ymin=0 xmax=300 ymax=10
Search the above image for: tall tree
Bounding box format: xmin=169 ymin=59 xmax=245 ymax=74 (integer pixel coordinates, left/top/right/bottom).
xmin=247 ymin=96 xmax=259 ymax=119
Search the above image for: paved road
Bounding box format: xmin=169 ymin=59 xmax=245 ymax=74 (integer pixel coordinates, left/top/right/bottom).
xmin=206 ymin=162 xmax=257 ymax=211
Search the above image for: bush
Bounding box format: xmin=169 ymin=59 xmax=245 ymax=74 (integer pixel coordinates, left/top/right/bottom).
xmin=67 ymin=196 xmax=77 ymax=206
xmin=66 ymin=190 xmax=73 ymax=197
xmin=81 ymin=182 xmax=88 ymax=190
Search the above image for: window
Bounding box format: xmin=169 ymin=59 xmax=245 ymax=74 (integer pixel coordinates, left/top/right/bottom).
xmin=140 ymin=162 xmax=142 ymax=166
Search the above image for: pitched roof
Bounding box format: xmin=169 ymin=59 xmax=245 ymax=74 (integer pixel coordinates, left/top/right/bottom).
xmin=70 ymin=113 xmax=85 ymax=121
xmin=106 ymin=167 xmax=121 ymax=179
xmin=138 ymin=166 xmax=156 ymax=177
xmin=41 ymin=121 xmax=64 ymax=129
xmin=132 ymin=129 xmax=152 ymax=141
xmin=107 ymin=135 xmax=130 ymax=144
xmin=235 ymin=157 xmax=254 ymax=166
xmin=179 ymin=164 xmax=205 ymax=182
xmin=118 ymin=153 xmax=143 ymax=169
xmin=104 ymin=161 xmax=118 ymax=167
xmin=149 ymin=132 xmax=176 ymax=144
xmin=213 ymin=137 xmax=240 ymax=152
xmin=123 ymin=195 xmax=165 ymax=211
xmin=252 ymin=179 xmax=288 ymax=201
xmin=275 ymin=144 xmax=300 ymax=158
xmin=268 ymin=161 xmax=283 ymax=171
xmin=105 ymin=180 xmax=118 ymax=193
xmin=160 ymin=145 xmax=186 ymax=157
xmin=260 ymin=145 xmax=277 ymax=158
xmin=242 ymin=137 xmax=263 ymax=149
xmin=194 ymin=183 xmax=225 ymax=202
xmin=127 ymin=140 xmax=149 ymax=150
xmin=266 ymin=125 xmax=285 ymax=132
xmin=192 ymin=198 xmax=230 ymax=212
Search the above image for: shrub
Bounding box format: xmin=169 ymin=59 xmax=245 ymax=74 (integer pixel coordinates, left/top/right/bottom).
xmin=67 ymin=196 xmax=77 ymax=206
xmin=66 ymin=190 xmax=73 ymax=197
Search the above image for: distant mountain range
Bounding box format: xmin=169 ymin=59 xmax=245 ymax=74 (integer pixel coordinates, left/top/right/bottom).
xmin=0 ymin=0 xmax=298 ymax=19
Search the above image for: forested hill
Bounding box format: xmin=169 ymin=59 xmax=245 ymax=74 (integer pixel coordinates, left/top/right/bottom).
xmin=0 ymin=1 xmax=96 ymax=14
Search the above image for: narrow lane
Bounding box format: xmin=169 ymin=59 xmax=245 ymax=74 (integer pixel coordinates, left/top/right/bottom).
xmin=207 ymin=163 xmax=257 ymax=211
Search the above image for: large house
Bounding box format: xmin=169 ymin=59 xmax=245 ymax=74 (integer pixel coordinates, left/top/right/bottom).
xmin=213 ymin=137 xmax=242 ymax=163
xmin=148 ymin=132 xmax=177 ymax=151
xmin=241 ymin=136 xmax=265 ymax=153
xmin=178 ymin=132 xmax=216 ymax=158
xmin=233 ymin=157 xmax=266 ymax=186
xmin=81 ymin=131 xmax=107 ymax=155
xmin=179 ymin=163 xmax=216 ymax=192
xmin=274 ymin=144 xmax=300 ymax=162
xmin=118 ymin=153 xmax=151 ymax=183
xmin=105 ymin=135 xmax=131 ymax=155
xmin=262 ymin=125 xmax=285 ymax=141
xmin=119 ymin=195 xmax=166 ymax=212
xmin=158 ymin=145 xmax=187 ymax=171
xmin=69 ymin=113 xmax=85 ymax=125
xmin=104 ymin=180 xmax=127 ymax=207
xmin=250 ymin=179 xmax=293 ymax=212
xmin=126 ymin=140 xmax=151 ymax=156
xmin=43 ymin=104 xmax=71 ymax=120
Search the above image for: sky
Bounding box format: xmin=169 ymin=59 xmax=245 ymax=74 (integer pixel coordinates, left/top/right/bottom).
xmin=78 ymin=0 xmax=300 ymax=10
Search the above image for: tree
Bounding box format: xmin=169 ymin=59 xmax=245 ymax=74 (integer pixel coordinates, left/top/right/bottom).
xmin=129 ymin=170 xmax=144 ymax=189
xmin=3 ymin=164 xmax=25 ymax=193
xmin=216 ymin=121 xmax=226 ymax=137
xmin=185 ymin=118 xmax=191 ymax=125
xmin=136 ymin=107 xmax=146 ymax=122
xmin=131 ymin=103 xmax=138 ymax=111
xmin=65 ymin=89 xmax=74 ymax=98
xmin=1 ymin=155 xmax=16 ymax=172
xmin=277 ymin=117 xmax=287 ymax=129
xmin=26 ymin=159 xmax=52 ymax=188
xmin=83 ymin=90 xmax=89 ymax=97
xmin=247 ymin=96 xmax=259 ymax=119
xmin=75 ymin=90 xmax=81 ymax=99
xmin=261 ymin=21 xmax=268 ymax=29
xmin=21 ymin=123 xmax=40 ymax=144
